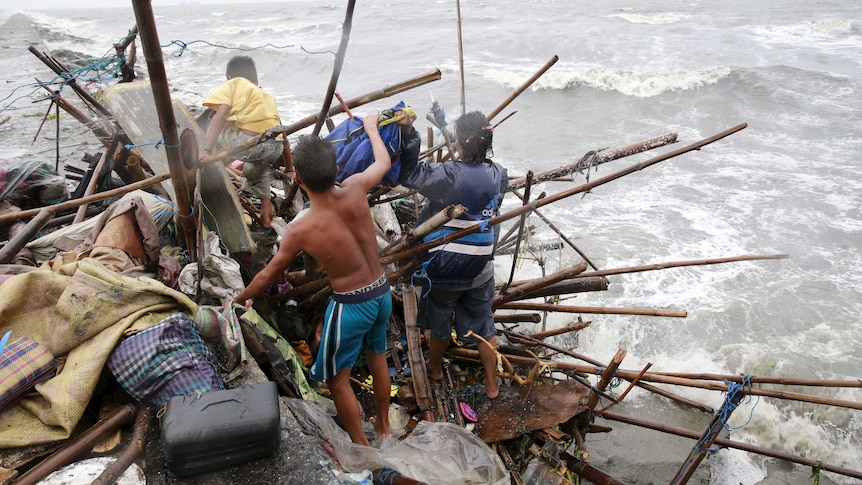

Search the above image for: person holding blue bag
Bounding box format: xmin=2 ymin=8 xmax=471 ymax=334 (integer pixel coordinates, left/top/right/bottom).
xmin=324 ymin=101 xmax=420 ymax=187
xmin=399 ymin=111 xmax=507 ymax=399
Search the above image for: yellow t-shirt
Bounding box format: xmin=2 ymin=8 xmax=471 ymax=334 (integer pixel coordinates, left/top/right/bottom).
xmin=203 ymin=77 xmax=280 ymax=134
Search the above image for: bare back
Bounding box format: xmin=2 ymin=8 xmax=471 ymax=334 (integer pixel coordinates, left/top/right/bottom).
xmin=287 ymin=183 xmax=383 ymax=293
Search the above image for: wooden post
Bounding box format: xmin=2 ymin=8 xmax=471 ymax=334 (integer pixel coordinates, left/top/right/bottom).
xmin=312 ymin=0 xmax=355 ymax=136
xmin=131 ymin=0 xmax=197 ymax=259
xmin=455 ymin=0 xmax=466 ymax=116
xmin=671 ymin=384 xmax=747 ymax=484
xmin=402 ymin=286 xmax=433 ymax=411
xmin=72 ymin=148 xmax=111 ymax=224
xmin=587 ymin=349 xmax=627 ymax=411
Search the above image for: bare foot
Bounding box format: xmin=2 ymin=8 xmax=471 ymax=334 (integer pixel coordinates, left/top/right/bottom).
xmin=369 ymin=415 xmax=391 ymax=438
xmin=485 ymin=375 xmax=500 ymax=399
xmin=425 ymin=360 xmax=444 ymax=381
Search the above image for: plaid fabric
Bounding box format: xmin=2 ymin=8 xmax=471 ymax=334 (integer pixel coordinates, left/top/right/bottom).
xmin=0 ymin=336 xmax=58 ymax=411
xmin=107 ymin=313 xmax=224 ymax=405
xmin=194 ymin=302 xmax=248 ymax=383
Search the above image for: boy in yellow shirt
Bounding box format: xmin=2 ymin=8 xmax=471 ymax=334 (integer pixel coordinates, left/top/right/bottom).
xmin=200 ymin=55 xmax=283 ymax=228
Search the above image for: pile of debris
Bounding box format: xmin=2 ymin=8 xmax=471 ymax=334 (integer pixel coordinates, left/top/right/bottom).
xmin=1 ymin=7 xmax=860 ymax=485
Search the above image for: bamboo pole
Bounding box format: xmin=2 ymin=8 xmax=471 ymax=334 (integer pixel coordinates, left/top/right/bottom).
xmin=312 ymin=0 xmax=355 ymax=136
xmin=496 ymin=277 xmax=609 ymax=301
xmin=514 ymin=189 xmax=599 ymax=270
xmin=508 ymin=132 xmax=678 ymax=191
xmin=503 ymin=170 xmax=533 ymax=290
xmin=456 ymin=0 xmax=465 ymax=116
xmin=491 ymin=331 xmax=715 ymax=412
xmin=587 ymin=349 xmax=627 ymax=410
xmin=574 ymin=253 xmax=789 ymax=280
xmin=28 ymin=46 xmax=112 ymax=118
xmin=72 ymin=148 xmax=111 ymax=223
xmin=132 ymin=0 xmax=196 ymax=257
xmin=527 ymin=320 xmax=592 ymax=339
xmin=487 ymin=55 xmax=558 ymax=121
xmin=498 ymin=302 xmax=687 ymax=318
xmin=380 ymin=204 xmax=466 ymax=257
xmin=292 ymin=68 xmax=440 ymax=136
xmin=91 ymin=406 xmax=151 ymax=485
xmin=494 ymin=313 xmax=542 ymax=324
xmin=600 ymin=411 xmax=862 ymax=480
xmin=494 ymin=263 xmax=588 ymax=307
xmin=555 ymin=364 xmax=862 ymax=411
xmin=649 ymin=372 xmax=862 ymax=388
xmin=672 ymin=385 xmax=747 ymax=484
xmin=0 ymin=208 xmax=56 ymax=264
xmin=381 ymin=123 xmax=749 ymax=266
xmin=594 ymin=362 xmax=653 ymax=415
xmin=11 ymin=404 xmax=137 ymax=485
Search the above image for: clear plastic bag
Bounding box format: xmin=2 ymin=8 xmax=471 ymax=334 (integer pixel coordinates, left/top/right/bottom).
xmin=286 ymin=398 xmax=510 ymax=485
xmin=0 ymin=160 xmax=69 ymax=208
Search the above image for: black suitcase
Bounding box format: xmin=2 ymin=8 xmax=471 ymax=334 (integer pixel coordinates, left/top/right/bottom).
xmin=160 ymin=381 xmax=281 ymax=476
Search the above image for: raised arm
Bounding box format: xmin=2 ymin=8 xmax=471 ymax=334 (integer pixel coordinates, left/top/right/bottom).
xmin=341 ymin=114 xmax=392 ymax=192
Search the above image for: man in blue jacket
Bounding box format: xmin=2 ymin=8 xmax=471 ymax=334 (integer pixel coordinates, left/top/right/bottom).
xmin=399 ymin=111 xmax=507 ymax=399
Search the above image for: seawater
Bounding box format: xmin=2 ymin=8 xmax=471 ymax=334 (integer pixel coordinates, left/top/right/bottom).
xmin=2 ymin=1 xmax=861 ymax=483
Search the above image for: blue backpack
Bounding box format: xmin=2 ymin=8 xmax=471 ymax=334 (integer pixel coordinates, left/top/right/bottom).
xmin=325 ymin=101 xmax=408 ymax=186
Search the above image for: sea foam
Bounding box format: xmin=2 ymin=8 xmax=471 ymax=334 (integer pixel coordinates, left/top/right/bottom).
xmin=481 ymin=65 xmax=732 ymax=98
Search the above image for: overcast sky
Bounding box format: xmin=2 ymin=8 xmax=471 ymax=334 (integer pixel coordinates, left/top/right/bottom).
xmin=0 ymin=0 xmax=228 ymax=10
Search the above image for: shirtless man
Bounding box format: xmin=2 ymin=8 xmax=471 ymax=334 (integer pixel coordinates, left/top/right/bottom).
xmin=235 ymin=114 xmax=391 ymax=445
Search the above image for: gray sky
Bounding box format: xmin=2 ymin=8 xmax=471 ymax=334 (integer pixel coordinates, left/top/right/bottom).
xmin=0 ymin=0 xmax=224 ymax=10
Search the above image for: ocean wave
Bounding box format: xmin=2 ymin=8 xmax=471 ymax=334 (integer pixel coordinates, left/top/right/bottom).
xmin=607 ymin=12 xmax=692 ymax=25
xmin=743 ymin=19 xmax=860 ymax=47
xmin=481 ymin=65 xmax=732 ymax=98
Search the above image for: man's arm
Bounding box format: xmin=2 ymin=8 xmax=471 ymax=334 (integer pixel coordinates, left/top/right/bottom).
xmin=235 ymin=231 xmax=302 ymax=306
xmin=200 ymin=104 xmax=230 ymax=160
xmin=341 ymin=114 xmax=392 ymax=192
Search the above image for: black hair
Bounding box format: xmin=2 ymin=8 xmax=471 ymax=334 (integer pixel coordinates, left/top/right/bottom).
xmin=293 ymin=135 xmax=337 ymax=193
xmin=226 ymin=55 xmax=258 ymax=84
xmin=455 ymin=111 xmax=493 ymax=162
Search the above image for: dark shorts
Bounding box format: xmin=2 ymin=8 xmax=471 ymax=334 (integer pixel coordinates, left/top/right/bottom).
xmin=218 ymin=128 xmax=282 ymax=199
xmin=309 ymin=275 xmax=392 ymax=382
xmin=417 ymin=275 xmax=496 ymax=343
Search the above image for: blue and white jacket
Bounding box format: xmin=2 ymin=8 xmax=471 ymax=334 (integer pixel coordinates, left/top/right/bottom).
xmin=399 ymin=156 xmax=508 ymax=289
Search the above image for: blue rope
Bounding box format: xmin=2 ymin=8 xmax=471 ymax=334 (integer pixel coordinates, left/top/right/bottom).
xmin=723 ymin=375 xmax=759 ymax=432
xmin=1 ymin=35 xmax=333 ymax=114
xmin=124 ymin=138 xmax=180 ymax=150
xmin=161 ymin=39 xmax=335 ymax=58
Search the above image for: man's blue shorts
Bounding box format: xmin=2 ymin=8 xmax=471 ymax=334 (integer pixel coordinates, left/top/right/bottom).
xmin=418 ymin=275 xmax=496 ymax=343
xmin=310 ymin=275 xmax=391 ymax=382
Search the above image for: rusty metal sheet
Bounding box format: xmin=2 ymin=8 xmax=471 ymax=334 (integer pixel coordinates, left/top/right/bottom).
xmin=475 ymin=380 xmax=590 ymax=443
